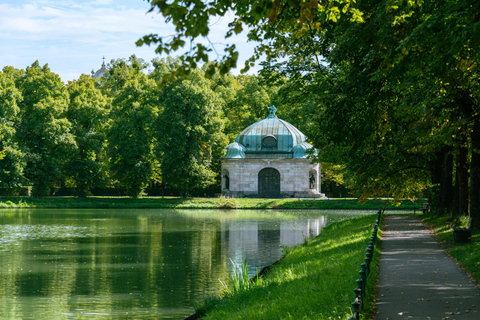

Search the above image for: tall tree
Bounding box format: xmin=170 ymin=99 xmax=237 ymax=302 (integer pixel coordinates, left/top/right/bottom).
xmin=158 ymin=70 xmax=227 ymax=196
xmin=66 ymin=74 xmax=110 ymax=197
xmin=103 ymin=57 xmax=160 ymax=198
xmin=15 ymin=61 xmax=75 ymax=196
xmin=0 ymin=68 xmax=25 ymax=187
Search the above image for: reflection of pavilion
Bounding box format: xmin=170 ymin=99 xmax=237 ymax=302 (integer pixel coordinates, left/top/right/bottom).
xmin=220 ymin=217 xmax=326 ymax=271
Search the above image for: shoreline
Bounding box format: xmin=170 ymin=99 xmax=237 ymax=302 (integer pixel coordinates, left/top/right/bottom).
xmin=191 ymin=214 xmax=382 ymax=319
xmin=0 ymin=196 xmax=425 ymax=210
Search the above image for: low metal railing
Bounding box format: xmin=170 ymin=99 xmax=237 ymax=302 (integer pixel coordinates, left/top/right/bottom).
xmin=348 ymin=209 xmax=383 ymax=320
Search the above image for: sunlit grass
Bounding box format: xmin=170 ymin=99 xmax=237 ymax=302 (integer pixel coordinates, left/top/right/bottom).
xmin=0 ymin=200 xmax=29 ymax=208
xmin=197 ymin=214 xmax=381 ymax=320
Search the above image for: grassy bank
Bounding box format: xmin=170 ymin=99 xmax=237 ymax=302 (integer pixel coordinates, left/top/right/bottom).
xmin=196 ymin=214 xmax=381 ymax=320
xmin=0 ymin=196 xmax=423 ymax=210
xmin=420 ymin=213 xmax=480 ymax=283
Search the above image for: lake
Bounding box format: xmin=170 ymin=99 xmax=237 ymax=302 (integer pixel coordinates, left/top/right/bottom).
xmin=0 ymin=208 xmax=374 ymax=319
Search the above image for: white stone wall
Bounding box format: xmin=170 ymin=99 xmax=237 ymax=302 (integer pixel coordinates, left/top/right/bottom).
xmin=221 ymin=158 xmax=324 ymax=198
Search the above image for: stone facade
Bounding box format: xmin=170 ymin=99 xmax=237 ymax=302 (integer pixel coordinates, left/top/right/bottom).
xmin=221 ymin=154 xmax=325 ymax=198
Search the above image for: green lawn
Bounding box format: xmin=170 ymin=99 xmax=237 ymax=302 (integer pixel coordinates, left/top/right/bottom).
xmin=0 ymin=196 xmax=424 ymax=210
xmin=196 ymin=214 xmax=381 ymax=320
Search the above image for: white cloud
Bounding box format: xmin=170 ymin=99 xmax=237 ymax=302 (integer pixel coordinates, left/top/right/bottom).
xmin=0 ymin=2 xmax=167 ymax=42
xmin=0 ymin=0 xmax=258 ymax=81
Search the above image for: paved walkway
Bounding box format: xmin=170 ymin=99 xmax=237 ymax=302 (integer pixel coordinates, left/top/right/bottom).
xmin=376 ymin=215 xmax=480 ymax=320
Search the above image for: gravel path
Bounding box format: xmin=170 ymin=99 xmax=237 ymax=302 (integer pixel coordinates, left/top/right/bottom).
xmin=376 ymin=215 xmax=480 ymax=320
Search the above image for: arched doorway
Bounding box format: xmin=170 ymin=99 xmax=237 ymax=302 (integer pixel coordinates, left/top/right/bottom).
xmin=258 ymin=168 xmax=280 ymax=196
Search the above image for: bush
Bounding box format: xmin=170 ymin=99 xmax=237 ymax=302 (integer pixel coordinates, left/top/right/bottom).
xmin=0 ymin=187 xmax=30 ymax=196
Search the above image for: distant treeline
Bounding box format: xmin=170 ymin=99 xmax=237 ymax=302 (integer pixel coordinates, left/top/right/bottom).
xmin=1 ymin=56 xmax=291 ymax=197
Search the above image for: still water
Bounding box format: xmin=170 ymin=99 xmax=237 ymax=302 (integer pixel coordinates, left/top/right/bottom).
xmin=0 ymin=209 xmax=373 ymax=319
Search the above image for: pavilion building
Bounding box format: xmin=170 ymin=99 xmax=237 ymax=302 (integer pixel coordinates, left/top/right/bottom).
xmin=221 ymin=106 xmax=326 ymax=198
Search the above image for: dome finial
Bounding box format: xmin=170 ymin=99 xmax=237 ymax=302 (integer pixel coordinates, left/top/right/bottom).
xmin=267 ymin=105 xmax=277 ymax=118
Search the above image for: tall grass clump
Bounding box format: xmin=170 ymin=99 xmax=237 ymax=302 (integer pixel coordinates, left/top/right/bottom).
xmin=219 ymin=258 xmax=259 ymax=294
xmin=216 ymin=195 xmax=239 ymax=209
xmin=195 ymin=258 xmax=259 ymax=317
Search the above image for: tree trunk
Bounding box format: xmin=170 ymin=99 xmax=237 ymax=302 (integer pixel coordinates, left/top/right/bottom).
xmin=454 ymin=143 xmax=469 ymax=216
xmin=470 ymin=118 xmax=480 ymax=229
xmin=432 ymin=146 xmax=454 ymax=215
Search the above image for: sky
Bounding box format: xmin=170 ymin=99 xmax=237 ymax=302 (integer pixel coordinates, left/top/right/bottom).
xmin=0 ymin=0 xmax=257 ymax=82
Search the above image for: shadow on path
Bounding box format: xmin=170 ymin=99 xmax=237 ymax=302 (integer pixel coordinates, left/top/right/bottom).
xmin=376 ymin=215 xmax=480 ymax=320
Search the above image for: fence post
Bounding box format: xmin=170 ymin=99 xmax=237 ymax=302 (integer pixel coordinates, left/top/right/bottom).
xmin=349 ymin=208 xmax=382 ymax=320
xmin=359 ymin=265 xmax=367 ymax=300
xmin=351 ymin=299 xmax=360 ymax=320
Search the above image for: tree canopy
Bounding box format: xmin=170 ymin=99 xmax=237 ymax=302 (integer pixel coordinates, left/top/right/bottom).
xmin=0 ymin=56 xmax=274 ymax=197
xmin=158 ymin=70 xmax=227 ymax=196
xmin=15 ymin=62 xmax=76 ymax=196
xmin=138 ymin=0 xmax=480 ymax=226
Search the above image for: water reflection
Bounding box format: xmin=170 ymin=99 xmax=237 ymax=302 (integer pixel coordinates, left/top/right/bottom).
xmin=0 ymin=209 xmax=373 ymax=319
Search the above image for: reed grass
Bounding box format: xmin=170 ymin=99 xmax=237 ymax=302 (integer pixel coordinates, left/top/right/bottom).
xmin=219 ymin=258 xmax=259 ymax=295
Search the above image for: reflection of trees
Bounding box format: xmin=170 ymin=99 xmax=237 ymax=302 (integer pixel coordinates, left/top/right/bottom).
xmin=0 ymin=209 xmax=341 ymax=319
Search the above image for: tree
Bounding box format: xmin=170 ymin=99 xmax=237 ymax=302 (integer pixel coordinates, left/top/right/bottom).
xmin=140 ymin=0 xmax=480 ymax=226
xmin=0 ymin=68 xmax=25 ymax=187
xmin=66 ymin=74 xmax=110 ymax=197
xmin=311 ymin=0 xmax=480 ymax=217
xmin=15 ymin=61 xmax=75 ymax=196
xmin=158 ymin=70 xmax=227 ymax=196
xmin=139 ymin=1 xmax=364 ymax=81
xmin=100 ymin=55 xmax=150 ymax=98
xmin=221 ymin=75 xmax=273 ymax=140
xmin=103 ymin=57 xmax=160 ymax=198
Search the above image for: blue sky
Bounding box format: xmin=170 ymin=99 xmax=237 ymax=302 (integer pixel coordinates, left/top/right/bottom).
xmin=0 ymin=0 xmax=256 ymax=82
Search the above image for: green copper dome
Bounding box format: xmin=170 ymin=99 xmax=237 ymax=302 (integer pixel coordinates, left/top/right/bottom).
xmin=235 ymin=117 xmax=306 ymax=152
xmin=224 ymin=142 xmax=245 ymax=158
xmin=223 ymin=106 xmax=314 ymax=159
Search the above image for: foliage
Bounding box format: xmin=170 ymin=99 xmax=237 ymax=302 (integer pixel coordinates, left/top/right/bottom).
xmin=0 ymin=68 xmax=25 ymax=187
xmin=217 ymin=195 xmax=239 ymax=209
xmin=139 ymin=0 xmax=364 ymax=81
xmin=103 ymin=57 xmax=160 ymax=198
xmin=158 ymin=70 xmax=227 ymax=196
xmin=0 ymin=199 xmax=29 ymax=208
xmin=222 ymin=75 xmax=273 ymax=140
xmin=100 ymin=55 xmax=149 ymax=97
xmin=66 ymin=74 xmax=110 ymax=197
xmin=15 ymin=61 xmax=76 ymax=196
xmin=247 ymin=0 xmax=479 ymax=221
xmin=0 ymin=57 xmax=281 ymax=198
xmin=219 ymin=258 xmax=258 ymax=295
